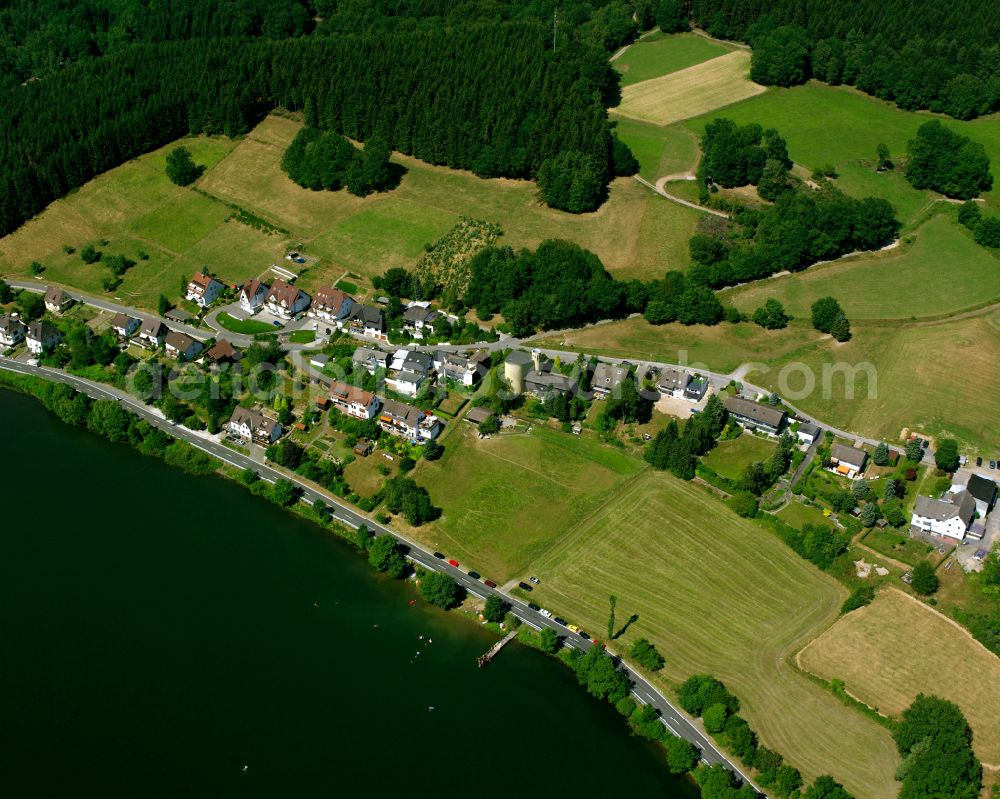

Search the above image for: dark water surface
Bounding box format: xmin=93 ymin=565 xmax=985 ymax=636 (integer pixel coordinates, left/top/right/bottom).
xmin=0 ymin=388 xmax=698 ymax=798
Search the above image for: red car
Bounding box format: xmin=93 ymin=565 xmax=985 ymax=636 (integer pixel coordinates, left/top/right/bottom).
xmin=447 ymin=559 xmax=459 ymax=567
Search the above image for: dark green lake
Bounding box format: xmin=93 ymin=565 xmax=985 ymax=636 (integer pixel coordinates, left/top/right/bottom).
xmin=0 ymin=388 xmax=698 ymax=798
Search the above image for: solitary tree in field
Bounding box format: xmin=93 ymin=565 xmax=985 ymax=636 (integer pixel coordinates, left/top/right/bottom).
xmin=829 ymin=313 xmax=852 ymax=342
xmin=752 ymin=298 xmax=790 ymax=329
xmin=811 ymin=296 xmax=844 ymax=334
xmin=876 ymin=143 xmax=893 ymax=171
xmin=165 ymin=146 xmax=201 ymax=186
xmin=911 ymin=561 xmax=940 ymax=595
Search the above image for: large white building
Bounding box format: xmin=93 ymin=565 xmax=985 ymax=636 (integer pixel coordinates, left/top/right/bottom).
xmin=911 ymin=490 xmax=976 ymax=541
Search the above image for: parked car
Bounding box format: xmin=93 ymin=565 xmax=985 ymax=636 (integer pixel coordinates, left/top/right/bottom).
xmin=468 ymin=571 xmax=481 ymax=580
xmin=484 ymin=579 xmax=497 ymax=588
xmin=567 ymin=624 xmax=580 ymax=633
xmin=447 ymin=559 xmax=459 ymax=567
xmin=539 ymin=609 xmax=552 ymax=618
xmin=579 ymin=631 xmax=590 ymax=639
xmin=518 ymin=582 xmax=533 ymax=592
xmin=921 ymin=439 xmax=929 ymax=449
xmin=992 ymin=461 xmax=997 ymax=470
xmin=433 ymin=552 xmax=445 ymax=559
xmin=528 ymin=603 xmax=541 ymax=611
xmin=977 ymin=457 xmax=983 ymax=467
xmin=554 ymin=617 xmax=568 ymax=626
xmin=528 ymin=576 xmax=540 ymax=584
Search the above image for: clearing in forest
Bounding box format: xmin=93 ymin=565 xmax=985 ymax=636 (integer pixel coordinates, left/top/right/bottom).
xmin=798 ymin=588 xmax=1000 ymax=766
xmin=615 ymin=51 xmax=767 ymax=126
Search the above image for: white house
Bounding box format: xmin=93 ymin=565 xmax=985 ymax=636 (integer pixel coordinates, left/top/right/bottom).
xmin=387 ymin=349 xmax=435 ymax=397
xmin=433 ymin=350 xmax=487 ymax=387
xmin=796 ymin=422 xmax=821 ymax=446
xmin=352 ymin=347 xmax=388 ymax=374
xmin=26 ymin=320 xmax=61 ymax=355
xmin=265 ymin=279 xmax=310 ymax=319
xmin=138 ymin=318 xmax=167 ymax=348
xmin=239 ymin=279 xmax=268 ymax=314
xmin=402 ymin=302 xmax=442 ymax=339
xmin=911 ymin=490 xmax=976 ymax=541
xmin=0 ymin=315 xmax=27 ymax=348
xmin=829 ymin=443 xmax=868 ymax=479
xmin=346 ymin=304 xmax=387 ymax=340
xmin=111 ymin=312 xmax=140 ymax=339
xmin=228 ymin=406 xmax=282 ymax=445
xmin=378 ymin=398 xmax=441 ymax=443
xmin=44 ymin=285 xmax=73 ymax=314
xmin=185 ymin=273 xmax=225 ymax=308
xmin=164 ymin=330 xmax=203 ymax=361
xmin=309 ymin=286 xmax=354 ymax=324
xmin=328 ymin=381 xmax=381 ymax=420
xmin=657 ymin=367 xmax=690 ymax=398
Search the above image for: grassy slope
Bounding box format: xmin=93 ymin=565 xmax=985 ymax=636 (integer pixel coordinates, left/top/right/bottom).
xmin=726 ymin=212 xmax=1000 ymax=320
xmin=528 ymin=471 xmax=899 ymax=798
xmin=198 ymin=115 xmax=701 ymax=286
xmin=614 ymin=32 xmax=730 ymax=87
xmin=701 ymin=433 xmax=777 ymax=481
xmin=682 ymin=81 xmax=1000 ymax=219
xmin=798 ymin=588 xmax=1000 ymax=766
xmin=412 ymin=424 xmax=645 ymax=582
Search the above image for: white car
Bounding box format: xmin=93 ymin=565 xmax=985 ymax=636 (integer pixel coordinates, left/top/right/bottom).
xmin=539 ymin=609 xmax=552 ymax=618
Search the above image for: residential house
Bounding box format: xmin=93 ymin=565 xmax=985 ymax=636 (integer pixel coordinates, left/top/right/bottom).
xmin=185 ymin=273 xmax=224 ymax=308
xmin=378 ymin=398 xmax=441 ymax=443
xmin=239 ymin=279 xmax=268 ymax=315
xmin=657 ymin=367 xmax=690 ymax=398
xmin=309 ymin=353 xmax=329 ymax=370
xmin=955 ymin=474 xmax=997 ymax=519
xmin=684 ymin=375 xmax=709 ymax=402
xmin=328 ymin=381 xmax=381 ymax=419
xmin=346 ymin=304 xmax=387 ymax=340
xmin=44 ymin=285 xmax=73 ymax=314
xmin=352 ymin=347 xmax=389 ymax=374
xmin=265 ymin=279 xmax=311 ymax=319
xmin=0 ymin=315 xmax=27 ymax=348
xmin=911 ymin=490 xmax=976 ymax=541
xmin=722 ymin=395 xmax=786 ymax=435
xmin=433 ymin=349 xmax=488 ymax=387
xmin=228 ymin=406 xmax=282 ymax=445
xmin=204 ymin=339 xmax=241 ymax=365
xmin=26 ymin=320 xmax=61 ymax=355
xmin=521 ymin=349 xmax=575 ymax=399
xmin=386 ymin=349 xmax=435 ymax=397
xmin=308 ymin=286 xmax=354 ymax=324
xmin=138 ymin=318 xmax=167 ymax=348
xmin=111 ymin=313 xmax=140 ymax=339
xmin=829 ymin=444 xmax=868 ymax=479
xmin=796 ymin=422 xmax=821 ymax=446
xmin=164 ymin=330 xmax=203 ymax=361
xmin=591 ymin=361 xmax=634 ymax=398
xmin=402 ymin=303 xmax=442 ymax=339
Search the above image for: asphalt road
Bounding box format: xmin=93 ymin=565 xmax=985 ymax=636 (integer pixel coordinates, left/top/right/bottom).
xmin=0 ymin=356 xmax=763 ymax=795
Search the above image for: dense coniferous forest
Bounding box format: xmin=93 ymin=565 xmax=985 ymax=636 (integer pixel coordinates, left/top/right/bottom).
xmin=0 ymin=0 xmax=645 ymax=236
xmin=690 ymin=0 xmax=1000 ymax=119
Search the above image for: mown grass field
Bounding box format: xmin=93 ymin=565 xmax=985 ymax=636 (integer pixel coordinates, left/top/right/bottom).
xmin=614 ymin=32 xmax=731 ymax=87
xmin=775 ymin=500 xmax=833 ymax=530
xmin=0 ymin=135 xmax=280 ymax=308
xmin=727 ymin=213 xmax=1000 ymax=321
xmin=798 ymin=588 xmax=1000 ymax=766
xmin=860 ymin=528 xmax=934 ymax=567
xmin=612 ymin=117 xmax=699 ymax=181
xmin=751 ymin=309 xmax=1000 ymax=455
xmin=532 ymin=315 xmax=824 ymax=374
xmin=682 ymin=81 xmax=1000 ymax=217
xmin=412 ymin=424 xmax=646 ymax=582
xmin=616 ymin=51 xmax=767 ymax=126
xmin=527 ymin=471 xmax=899 ymax=798
xmin=701 ymin=433 xmax=776 ymax=481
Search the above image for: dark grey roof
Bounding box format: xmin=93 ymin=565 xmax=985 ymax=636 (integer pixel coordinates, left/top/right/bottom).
xmin=111 ymin=312 xmax=138 ymax=330
xmin=657 ymin=367 xmax=689 ymax=391
xmin=914 ymin=490 xmax=976 ymax=526
xmin=27 ymin=320 xmax=60 ymax=341
xmin=140 ymin=318 xmax=166 ymax=337
xmin=350 ymin=304 xmax=385 ymax=328
xmin=831 ymin=443 xmax=867 ymax=469
xmin=526 ymin=370 xmax=575 ymax=392
xmin=465 ymin=406 xmax=494 ymax=424
xmin=592 ymin=361 xmax=633 ymax=391
xmin=353 ymin=346 xmax=388 ymax=365
xmin=723 ymin=395 xmax=786 ymax=428
xmin=798 ymin=422 xmax=821 ymax=437
xmin=966 ymin=474 xmax=998 ymax=505
xmin=0 ymin=315 xmax=26 ymax=335
xmin=380 ymin=398 xmax=423 ymax=427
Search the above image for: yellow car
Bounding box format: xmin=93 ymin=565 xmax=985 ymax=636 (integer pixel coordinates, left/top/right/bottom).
xmin=567 ymin=624 xmax=580 ymax=633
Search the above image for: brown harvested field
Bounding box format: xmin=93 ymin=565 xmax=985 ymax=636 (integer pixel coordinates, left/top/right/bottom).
xmin=798 ymin=588 xmax=1000 ymax=766
xmin=615 ymin=51 xmax=768 ymax=126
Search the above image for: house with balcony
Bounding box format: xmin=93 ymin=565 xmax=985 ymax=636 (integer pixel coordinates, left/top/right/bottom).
xmin=26 ymin=320 xmax=61 ymax=355
xmin=329 ymin=381 xmax=381 ymax=419
xmin=265 ymin=279 xmax=310 ymax=319
xmin=228 ymin=406 xmax=282 ymax=445
xmin=111 ymin=313 xmax=140 ymax=339
xmin=0 ymin=315 xmax=27 ymax=348
xmin=309 ymin=286 xmax=354 ymax=324
xmin=185 ymin=273 xmax=224 ymax=308
xmin=378 ymin=398 xmax=441 ymax=443
xmin=239 ymin=279 xmax=268 ymax=314
xmin=44 ymin=285 xmax=73 ymax=314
